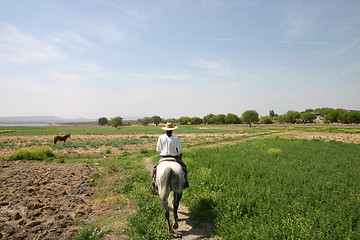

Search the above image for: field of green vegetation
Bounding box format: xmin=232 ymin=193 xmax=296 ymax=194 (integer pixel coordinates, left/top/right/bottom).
xmin=1 ymin=125 xmax=359 ymax=239
xmin=1 ymin=124 xmax=360 ymax=136
xmin=0 ymin=125 xmax=239 ymax=136
xmin=184 ymin=138 xmax=359 ymax=239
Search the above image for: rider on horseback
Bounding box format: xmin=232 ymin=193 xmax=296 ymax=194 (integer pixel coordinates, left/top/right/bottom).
xmin=150 ymin=122 xmax=189 ymax=190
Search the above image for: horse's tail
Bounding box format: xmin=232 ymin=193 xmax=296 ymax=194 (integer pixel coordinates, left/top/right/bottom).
xmin=54 ymin=137 xmax=57 ymax=144
xmin=157 ymin=163 xmax=184 ymax=198
xmin=158 ymin=167 xmax=173 ymax=199
xmin=169 ymin=169 xmax=182 ymax=192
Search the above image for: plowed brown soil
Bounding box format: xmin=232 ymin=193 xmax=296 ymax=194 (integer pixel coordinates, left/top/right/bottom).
xmin=0 ymin=161 xmax=96 ymax=239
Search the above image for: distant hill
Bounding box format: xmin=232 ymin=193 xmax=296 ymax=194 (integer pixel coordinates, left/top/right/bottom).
xmin=0 ymin=116 xmax=96 ymax=124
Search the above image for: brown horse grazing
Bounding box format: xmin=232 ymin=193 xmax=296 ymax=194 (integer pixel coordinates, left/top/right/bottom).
xmin=54 ymin=134 xmax=71 ymax=144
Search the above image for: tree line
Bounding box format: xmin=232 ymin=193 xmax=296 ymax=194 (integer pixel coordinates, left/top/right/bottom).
xmin=98 ymin=108 xmax=360 ymax=128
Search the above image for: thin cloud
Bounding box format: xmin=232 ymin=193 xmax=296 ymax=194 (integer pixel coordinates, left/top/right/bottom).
xmin=277 ymin=40 xmax=351 ymax=46
xmin=190 ymin=58 xmax=235 ymax=76
xmin=0 ymin=22 xmax=64 ymax=64
xmin=92 ymin=23 xmax=125 ymax=43
xmin=198 ymin=38 xmax=352 ymax=46
xmin=94 ymin=0 xmax=158 ymax=26
xmin=51 ymin=31 xmax=94 ymax=50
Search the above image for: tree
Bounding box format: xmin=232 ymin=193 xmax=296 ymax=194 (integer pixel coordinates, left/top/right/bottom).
xmin=325 ymin=111 xmax=340 ymax=123
xmin=339 ymin=111 xmax=360 ymax=124
xmin=269 ymin=110 xmax=276 ymax=118
xmin=152 ymin=116 xmax=162 ymax=126
xmin=98 ymin=117 xmax=108 ymax=126
xmin=284 ymin=110 xmax=301 ymax=123
xmin=335 ymin=108 xmax=347 ymax=115
xmin=178 ymin=116 xmax=191 ymax=125
xmin=109 ymin=116 xmax=123 ymax=128
xmin=203 ymin=114 xmax=214 ymax=124
xmin=212 ymin=114 xmax=226 ymax=124
xmin=225 ymin=113 xmax=240 ymax=124
xmin=276 ymin=114 xmax=286 ymax=123
xmin=242 ymin=110 xmax=259 ymax=127
xmin=315 ymin=108 xmax=334 ymax=117
xmin=163 ymin=118 xmax=177 ymax=124
xmin=191 ymin=117 xmax=203 ymax=125
xmin=138 ymin=117 xmax=152 ymax=126
xmin=300 ymin=112 xmax=317 ymax=123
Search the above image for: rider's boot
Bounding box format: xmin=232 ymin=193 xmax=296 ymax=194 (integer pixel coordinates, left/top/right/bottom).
xmin=183 ymin=167 xmax=190 ymax=189
xmin=150 ymin=166 xmax=158 ymax=190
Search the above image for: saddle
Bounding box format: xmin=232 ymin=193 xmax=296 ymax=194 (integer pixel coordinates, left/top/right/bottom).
xmin=159 ymin=157 xmax=177 ymax=162
xmin=158 ymin=157 xmax=187 ymax=173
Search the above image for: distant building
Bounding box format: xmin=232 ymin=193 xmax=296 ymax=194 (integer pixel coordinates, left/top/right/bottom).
xmin=314 ymin=113 xmax=324 ymax=124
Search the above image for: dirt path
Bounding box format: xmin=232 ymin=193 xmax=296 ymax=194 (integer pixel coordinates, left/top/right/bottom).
xmin=143 ymin=157 xmax=219 ymax=240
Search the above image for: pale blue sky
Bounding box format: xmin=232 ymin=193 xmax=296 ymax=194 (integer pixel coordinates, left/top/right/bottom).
xmin=1 ymin=0 xmax=359 ymax=119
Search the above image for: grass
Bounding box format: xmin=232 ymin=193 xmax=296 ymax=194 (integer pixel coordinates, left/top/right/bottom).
xmin=254 ymin=125 xmax=360 ymax=134
xmin=0 ymin=130 xmax=15 ymax=133
xmin=6 ymin=146 xmax=54 ymax=161
xmin=112 ymin=154 xmax=172 ymax=239
xmin=74 ymin=225 xmax=103 ymax=240
xmin=183 ymin=138 xmax=360 ymax=239
xmin=77 ymin=153 xmax=172 ymax=239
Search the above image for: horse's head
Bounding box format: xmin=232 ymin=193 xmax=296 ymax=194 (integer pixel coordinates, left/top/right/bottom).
xmin=67 ymin=134 xmax=71 ymax=138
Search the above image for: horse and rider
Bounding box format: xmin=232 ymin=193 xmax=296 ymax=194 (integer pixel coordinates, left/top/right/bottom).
xmin=150 ymin=122 xmax=190 ymax=235
xmin=150 ymin=122 xmax=189 ymax=190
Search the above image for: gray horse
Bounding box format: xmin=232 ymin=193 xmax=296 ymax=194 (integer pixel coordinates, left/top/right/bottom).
xmin=156 ymin=160 xmax=186 ymax=236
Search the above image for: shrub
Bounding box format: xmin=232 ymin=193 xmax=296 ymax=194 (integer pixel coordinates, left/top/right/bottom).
xmin=261 ymin=117 xmax=273 ymax=124
xmin=7 ymin=147 xmax=54 ymax=161
xmin=105 ymin=147 xmax=112 ymax=154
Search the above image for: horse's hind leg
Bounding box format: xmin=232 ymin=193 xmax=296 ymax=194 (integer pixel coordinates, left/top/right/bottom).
xmin=172 ymin=192 xmax=182 ymax=229
xmin=161 ymin=196 xmax=172 ymax=233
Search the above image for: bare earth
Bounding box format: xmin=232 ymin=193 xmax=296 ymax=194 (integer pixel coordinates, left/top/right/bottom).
xmin=0 ymin=161 xmax=96 ymax=239
xmin=1 ymin=131 xmax=359 ymax=239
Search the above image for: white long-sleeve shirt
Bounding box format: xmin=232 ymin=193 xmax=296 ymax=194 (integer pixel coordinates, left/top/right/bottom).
xmin=156 ymin=134 xmax=182 ymax=156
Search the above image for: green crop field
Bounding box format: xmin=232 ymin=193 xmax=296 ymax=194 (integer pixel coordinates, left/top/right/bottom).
xmin=184 ymin=138 xmax=360 ymax=239
xmin=1 ymin=124 xmax=359 ymax=137
xmin=0 ymin=125 xmax=239 ymax=136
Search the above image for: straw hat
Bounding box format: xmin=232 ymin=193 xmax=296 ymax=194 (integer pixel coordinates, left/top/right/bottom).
xmin=161 ymin=122 xmax=178 ymax=131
